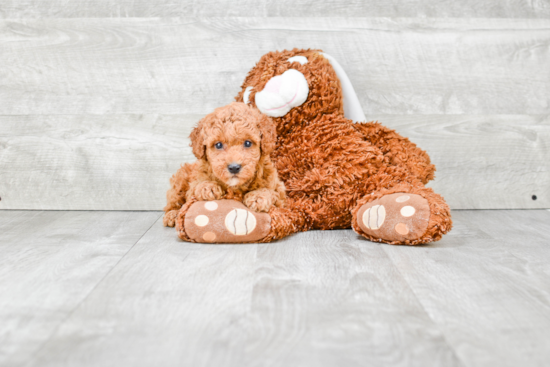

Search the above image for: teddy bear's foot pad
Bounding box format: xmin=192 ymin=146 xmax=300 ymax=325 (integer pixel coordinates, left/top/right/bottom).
xmin=357 ymin=193 xmax=430 ymax=242
xmin=183 ymin=200 xmax=271 ymax=243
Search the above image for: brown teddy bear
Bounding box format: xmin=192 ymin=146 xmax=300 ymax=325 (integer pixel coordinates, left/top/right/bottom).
xmin=169 ymin=48 xmax=452 ymax=245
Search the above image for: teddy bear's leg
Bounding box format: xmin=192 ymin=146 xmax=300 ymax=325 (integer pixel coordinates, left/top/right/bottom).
xmin=353 ymin=122 xmax=435 ymax=184
xmin=351 ymin=182 xmax=452 ymax=245
xmin=174 ymin=199 xmax=306 ymax=243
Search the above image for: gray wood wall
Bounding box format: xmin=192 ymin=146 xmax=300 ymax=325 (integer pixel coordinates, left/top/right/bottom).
xmin=1 ymin=1 xmax=549 ymax=210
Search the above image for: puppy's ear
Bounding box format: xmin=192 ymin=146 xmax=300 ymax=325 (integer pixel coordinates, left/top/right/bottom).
xmin=258 ymin=114 xmax=277 ymax=155
xmin=190 ymin=117 xmax=206 ymax=160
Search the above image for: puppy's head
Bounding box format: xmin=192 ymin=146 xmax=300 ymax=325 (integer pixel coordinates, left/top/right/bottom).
xmin=190 ymin=102 xmax=276 ymax=188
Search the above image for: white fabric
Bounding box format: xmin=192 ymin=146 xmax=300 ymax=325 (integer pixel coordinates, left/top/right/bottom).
xmin=320 ymin=52 xmax=366 ymax=123
xmin=255 ymin=69 xmax=309 ymax=117
xmin=243 ymin=86 xmax=253 ymax=104
xmin=287 ymin=56 xmax=308 ymax=65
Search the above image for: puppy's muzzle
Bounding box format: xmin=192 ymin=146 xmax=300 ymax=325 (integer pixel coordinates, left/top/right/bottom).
xmin=227 ymin=163 xmax=242 ymax=174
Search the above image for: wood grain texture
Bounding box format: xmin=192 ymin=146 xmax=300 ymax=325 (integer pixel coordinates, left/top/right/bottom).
xmin=1 ymin=17 xmax=548 ymax=210
xmin=2 ymin=209 xmax=550 ymax=366
xmin=27 ymin=217 xmax=462 ymax=367
xmin=12 ymin=210 xmax=550 ymax=366
xmin=0 ymin=210 xmax=28 ymax=230
xmin=1 ymin=18 xmax=549 ymax=115
xmin=243 ymin=229 xmax=461 ymax=367
xmin=28 ymin=216 xmax=260 ymax=367
xmin=1 ymin=114 xmax=548 ymax=210
xmin=373 ymin=114 xmax=550 ymax=210
xmin=1 ymin=0 xmax=549 ymax=18
xmin=0 ymin=114 xmax=197 ymax=210
xmin=0 ymin=210 xmax=161 ymax=367
xmin=383 ymin=210 xmax=550 ymax=367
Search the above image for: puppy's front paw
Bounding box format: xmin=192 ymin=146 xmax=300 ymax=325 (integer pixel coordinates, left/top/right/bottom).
xmin=163 ymin=210 xmax=178 ymax=227
xmin=244 ymin=189 xmax=274 ymax=212
xmin=195 ymin=181 xmax=224 ymax=201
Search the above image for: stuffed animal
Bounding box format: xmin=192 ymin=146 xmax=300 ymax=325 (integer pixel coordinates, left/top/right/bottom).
xmin=171 ymin=48 xmax=452 ymax=245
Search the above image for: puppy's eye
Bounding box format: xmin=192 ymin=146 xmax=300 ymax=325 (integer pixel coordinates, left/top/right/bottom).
xmin=243 ymin=140 xmax=252 ymax=148
xmin=215 ymin=142 xmax=223 ymax=150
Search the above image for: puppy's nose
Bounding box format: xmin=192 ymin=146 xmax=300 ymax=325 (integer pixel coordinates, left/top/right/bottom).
xmin=228 ymin=163 xmax=242 ymax=174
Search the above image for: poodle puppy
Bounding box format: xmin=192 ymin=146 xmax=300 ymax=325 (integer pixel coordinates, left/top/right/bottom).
xmin=163 ymin=102 xmax=286 ymax=227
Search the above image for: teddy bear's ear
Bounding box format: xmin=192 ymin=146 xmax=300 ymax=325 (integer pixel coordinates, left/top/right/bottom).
xmin=189 ymin=117 xmax=207 ymax=160
xmin=258 ymin=114 xmax=276 ymax=155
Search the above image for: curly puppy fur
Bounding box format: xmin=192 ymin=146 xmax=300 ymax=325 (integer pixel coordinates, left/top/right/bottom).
xmin=163 ymin=102 xmax=286 ymax=226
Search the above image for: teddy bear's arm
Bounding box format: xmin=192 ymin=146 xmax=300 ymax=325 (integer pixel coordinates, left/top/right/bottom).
xmin=353 ymin=122 xmax=435 ymax=184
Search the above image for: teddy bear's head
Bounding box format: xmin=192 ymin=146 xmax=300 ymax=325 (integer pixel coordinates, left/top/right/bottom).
xmin=235 ymin=48 xmax=365 ymax=136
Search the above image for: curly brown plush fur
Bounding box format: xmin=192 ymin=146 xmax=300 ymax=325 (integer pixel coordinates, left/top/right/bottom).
xmin=172 ymin=49 xmax=452 ymax=245
xmin=163 ymin=102 xmax=285 ymax=226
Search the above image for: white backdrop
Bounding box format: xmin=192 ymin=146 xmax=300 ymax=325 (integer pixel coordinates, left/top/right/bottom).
xmin=0 ymin=2 xmax=549 ymax=210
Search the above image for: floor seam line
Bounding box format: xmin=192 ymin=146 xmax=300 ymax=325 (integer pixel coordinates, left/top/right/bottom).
xmin=380 ymin=245 xmax=468 ymax=367
xmin=22 ymin=212 xmax=162 ymax=367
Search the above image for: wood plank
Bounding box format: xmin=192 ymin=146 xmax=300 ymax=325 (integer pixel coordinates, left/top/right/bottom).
xmin=1 ymin=0 xmax=548 ymax=18
xmin=242 ymin=229 xmax=462 ymax=366
xmin=0 ymin=210 xmax=34 ymax=230
xmin=0 ymin=210 xmax=161 ymax=367
xmin=4 ymin=209 xmax=550 ymax=366
xmin=372 ymin=114 xmax=550 ymax=210
xmin=25 ymin=221 xmax=462 ymax=367
xmin=1 ymin=114 xmax=547 ymax=210
xmin=27 ymin=216 xmax=259 ymax=367
xmin=382 ymin=210 xmax=550 ymax=367
xmin=1 ymin=18 xmax=549 ymax=115
xmin=0 ymin=210 xmax=47 ymax=235
xmin=0 ymin=114 xmax=196 ymax=210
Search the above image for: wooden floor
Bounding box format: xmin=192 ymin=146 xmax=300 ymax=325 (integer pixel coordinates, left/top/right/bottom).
xmin=1 ymin=209 xmax=550 ymax=367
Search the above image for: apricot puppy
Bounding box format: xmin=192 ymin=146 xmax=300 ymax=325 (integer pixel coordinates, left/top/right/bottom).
xmin=163 ymin=102 xmax=286 ymax=227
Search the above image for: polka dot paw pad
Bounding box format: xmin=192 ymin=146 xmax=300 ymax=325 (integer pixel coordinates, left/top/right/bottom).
xmin=184 ymin=200 xmax=271 ymax=243
xmin=357 ymin=193 xmax=430 ymax=242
